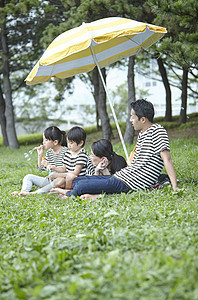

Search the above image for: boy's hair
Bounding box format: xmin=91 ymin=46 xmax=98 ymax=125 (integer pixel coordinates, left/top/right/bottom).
xmin=66 ymin=126 xmax=86 ymax=147
xmin=92 ymin=139 xmax=127 ymax=174
xmin=44 ymin=126 xmax=67 ymax=146
xmin=131 ymin=99 xmax=154 ymax=123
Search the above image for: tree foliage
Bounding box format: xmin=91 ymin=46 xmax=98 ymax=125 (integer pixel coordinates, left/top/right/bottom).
xmin=0 ymin=0 xmax=49 ymax=147
xmin=0 ymin=0 xmax=198 ymax=147
xmin=146 ymin=0 xmax=198 ymax=122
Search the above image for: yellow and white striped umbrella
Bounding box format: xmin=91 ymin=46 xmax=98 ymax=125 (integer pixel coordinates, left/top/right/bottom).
xmin=25 ymin=17 xmax=166 ymax=85
xmin=25 ymin=17 xmax=166 ymax=163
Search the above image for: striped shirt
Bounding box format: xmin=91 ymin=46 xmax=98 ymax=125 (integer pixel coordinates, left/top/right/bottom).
xmin=45 ymin=147 xmax=68 ymax=166
xmin=39 ymin=146 xmax=68 ymax=171
xmin=62 ymin=148 xmax=89 ymax=176
xmin=86 ymin=158 xmax=96 ymax=175
xmin=114 ymin=124 xmax=170 ymax=190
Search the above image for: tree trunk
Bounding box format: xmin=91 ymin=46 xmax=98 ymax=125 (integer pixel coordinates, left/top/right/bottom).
xmin=1 ymin=20 xmax=19 ymax=148
xmin=92 ymin=67 xmax=112 ymax=139
xmin=0 ymin=84 xmax=9 ymax=146
xmin=179 ymin=67 xmax=188 ymax=124
xmin=156 ymin=56 xmax=172 ymax=121
xmin=124 ymin=56 xmax=135 ymax=144
xmin=92 ymin=69 xmax=100 ymax=130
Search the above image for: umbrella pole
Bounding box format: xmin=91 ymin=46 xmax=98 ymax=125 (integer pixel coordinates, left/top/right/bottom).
xmin=90 ymin=44 xmax=130 ymax=165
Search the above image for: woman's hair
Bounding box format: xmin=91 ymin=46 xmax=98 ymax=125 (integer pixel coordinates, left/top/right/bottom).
xmin=44 ymin=126 xmax=67 ymax=146
xmin=92 ymin=139 xmax=127 ymax=174
xmin=66 ymin=126 xmax=86 ymax=147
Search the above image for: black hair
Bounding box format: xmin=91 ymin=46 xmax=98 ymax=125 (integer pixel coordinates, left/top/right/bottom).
xmin=131 ymin=99 xmax=154 ymax=123
xmin=66 ymin=126 xmax=86 ymax=147
xmin=92 ymin=139 xmax=127 ymax=174
xmin=44 ymin=126 xmax=67 ymax=146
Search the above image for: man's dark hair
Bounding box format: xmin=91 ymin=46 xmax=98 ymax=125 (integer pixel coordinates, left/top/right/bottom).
xmin=131 ymin=99 xmax=154 ymax=123
xmin=66 ymin=126 xmax=86 ymax=147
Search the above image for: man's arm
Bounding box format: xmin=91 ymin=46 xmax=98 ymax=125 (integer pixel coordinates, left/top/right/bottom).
xmin=160 ymin=149 xmax=180 ymax=191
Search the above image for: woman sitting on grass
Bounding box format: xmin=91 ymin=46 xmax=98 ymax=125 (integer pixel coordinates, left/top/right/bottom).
xmin=50 ymin=139 xmax=127 ymax=199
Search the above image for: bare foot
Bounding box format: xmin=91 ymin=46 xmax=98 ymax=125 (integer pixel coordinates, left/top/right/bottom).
xmin=11 ymin=191 xmax=20 ymax=196
xmin=18 ymin=191 xmax=30 ymax=196
xmin=59 ymin=194 xmax=68 ymax=199
xmin=50 ymin=188 xmax=67 ymax=195
xmin=80 ymin=194 xmax=100 ymax=201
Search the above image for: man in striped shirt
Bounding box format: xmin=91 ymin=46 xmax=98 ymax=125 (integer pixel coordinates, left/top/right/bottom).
xmin=64 ymin=99 xmax=180 ymax=198
xmin=114 ymin=99 xmax=178 ymax=191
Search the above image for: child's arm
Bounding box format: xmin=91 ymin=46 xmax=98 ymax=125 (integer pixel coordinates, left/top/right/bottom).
xmin=49 ymin=164 xmax=66 ymax=173
xmin=48 ymin=165 xmax=67 ymax=180
xmin=160 ymin=149 xmax=180 ymax=191
xmin=37 ymin=145 xmax=44 ymax=168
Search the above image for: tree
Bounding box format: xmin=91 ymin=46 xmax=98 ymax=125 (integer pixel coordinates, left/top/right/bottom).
xmin=91 ymin=67 xmax=113 ymax=139
xmin=117 ymin=0 xmax=146 ymax=143
xmin=0 ymin=0 xmax=70 ymax=147
xmin=0 ymin=0 xmax=42 ymax=147
xmin=147 ymin=0 xmax=198 ymax=123
xmin=1 ymin=1 xmax=19 ymax=148
xmin=155 ymin=54 xmax=172 ymax=121
xmin=0 ymin=83 xmax=8 ymax=146
xmin=124 ymin=56 xmax=135 ymax=144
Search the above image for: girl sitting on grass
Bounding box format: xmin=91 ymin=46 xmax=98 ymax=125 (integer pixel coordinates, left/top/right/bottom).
xmin=50 ymin=139 xmax=127 ymax=200
xmin=11 ymin=126 xmax=67 ymax=196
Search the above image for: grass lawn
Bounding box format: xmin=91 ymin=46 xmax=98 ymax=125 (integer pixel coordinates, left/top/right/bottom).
xmin=0 ymin=137 xmax=198 ymax=299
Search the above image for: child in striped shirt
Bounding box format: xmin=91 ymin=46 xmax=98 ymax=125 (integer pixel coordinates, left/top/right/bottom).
xmin=11 ymin=126 xmax=67 ymax=196
xmin=48 ymin=126 xmax=89 ymax=191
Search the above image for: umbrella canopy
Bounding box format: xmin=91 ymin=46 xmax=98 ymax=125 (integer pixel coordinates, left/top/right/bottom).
xmin=25 ymin=17 xmax=166 ymax=163
xmin=26 ymin=17 xmax=166 ymax=85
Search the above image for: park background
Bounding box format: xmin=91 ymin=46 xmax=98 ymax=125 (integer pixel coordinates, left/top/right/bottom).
xmin=0 ymin=0 xmax=197 ymax=147
xmin=0 ymin=1 xmax=198 ymax=299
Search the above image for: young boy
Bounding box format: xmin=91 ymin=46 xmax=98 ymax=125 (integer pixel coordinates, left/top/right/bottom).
xmin=49 ymin=126 xmax=88 ymax=190
xmin=59 ymin=99 xmax=180 ymax=199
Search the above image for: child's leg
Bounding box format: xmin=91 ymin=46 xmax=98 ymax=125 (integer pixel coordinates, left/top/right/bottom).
xmin=54 ymin=177 xmax=66 ymax=188
xmin=21 ymin=174 xmax=49 ymax=192
xmin=32 ymin=181 xmax=55 ymax=194
xmin=32 ymin=177 xmax=65 ymax=194
xmin=65 ymin=173 xmax=77 ymax=190
xmin=49 ymin=176 xmax=72 ymax=195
